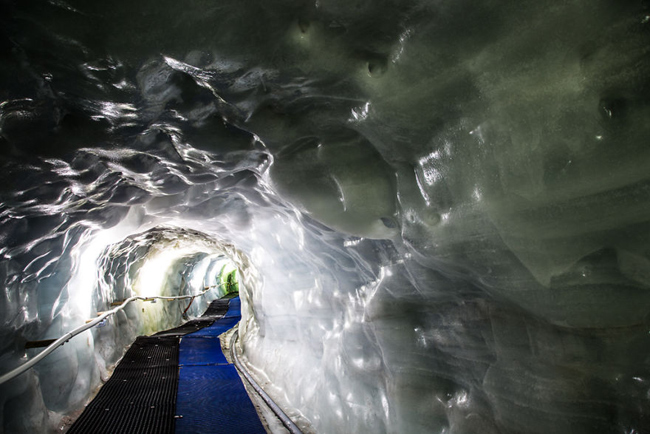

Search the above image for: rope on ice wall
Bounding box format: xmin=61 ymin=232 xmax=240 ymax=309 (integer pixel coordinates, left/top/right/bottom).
xmin=0 ymin=284 xmax=221 ymax=386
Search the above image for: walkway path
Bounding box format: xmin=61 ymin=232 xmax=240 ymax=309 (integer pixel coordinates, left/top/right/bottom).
xmin=67 ymin=295 xmax=266 ymax=434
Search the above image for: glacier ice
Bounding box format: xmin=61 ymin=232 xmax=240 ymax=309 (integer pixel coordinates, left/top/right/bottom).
xmin=1 ymin=0 xmax=650 ymax=432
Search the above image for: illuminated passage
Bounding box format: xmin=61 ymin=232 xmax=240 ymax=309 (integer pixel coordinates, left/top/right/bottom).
xmin=67 ymin=296 xmax=265 ymax=434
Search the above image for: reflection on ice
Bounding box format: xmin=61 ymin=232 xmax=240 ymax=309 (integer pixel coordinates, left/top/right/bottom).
xmin=1 ymin=0 xmax=650 ymax=432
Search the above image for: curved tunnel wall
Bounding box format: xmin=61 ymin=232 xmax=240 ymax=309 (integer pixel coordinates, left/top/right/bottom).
xmin=1 ymin=0 xmax=650 ymax=433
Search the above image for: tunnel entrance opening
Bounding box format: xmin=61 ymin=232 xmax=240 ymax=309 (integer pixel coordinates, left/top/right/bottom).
xmin=93 ymin=225 xmax=244 ymax=335
xmin=0 ymin=223 xmax=257 ymax=433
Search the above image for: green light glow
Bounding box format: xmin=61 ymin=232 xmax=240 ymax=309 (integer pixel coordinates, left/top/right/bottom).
xmin=219 ymin=263 xmax=239 ymax=294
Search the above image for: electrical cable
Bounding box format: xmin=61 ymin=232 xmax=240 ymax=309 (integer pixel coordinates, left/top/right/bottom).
xmin=230 ymin=330 xmax=303 ymax=434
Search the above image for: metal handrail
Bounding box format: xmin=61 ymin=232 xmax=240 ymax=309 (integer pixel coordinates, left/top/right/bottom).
xmin=0 ymin=285 xmax=219 ymax=386
xmin=230 ymin=330 xmax=303 ymax=434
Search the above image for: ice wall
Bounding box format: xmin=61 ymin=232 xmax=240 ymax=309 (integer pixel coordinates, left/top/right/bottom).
xmin=1 ymin=0 xmax=650 ymax=433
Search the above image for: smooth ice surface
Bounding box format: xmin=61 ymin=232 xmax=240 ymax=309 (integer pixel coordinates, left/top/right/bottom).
xmin=1 ymin=0 xmax=650 ymax=433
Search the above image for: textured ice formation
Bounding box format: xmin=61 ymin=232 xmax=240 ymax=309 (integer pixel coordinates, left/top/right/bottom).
xmin=1 ymin=0 xmax=650 ymax=433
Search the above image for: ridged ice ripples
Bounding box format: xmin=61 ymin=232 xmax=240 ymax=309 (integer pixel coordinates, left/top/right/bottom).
xmin=1 ymin=0 xmax=650 ymax=433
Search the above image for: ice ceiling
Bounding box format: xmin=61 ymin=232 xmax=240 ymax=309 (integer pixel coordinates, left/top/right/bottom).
xmin=1 ymin=0 xmax=650 ymax=433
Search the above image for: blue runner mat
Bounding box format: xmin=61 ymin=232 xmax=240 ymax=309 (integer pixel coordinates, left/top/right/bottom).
xmin=175 ymin=297 xmax=266 ymax=434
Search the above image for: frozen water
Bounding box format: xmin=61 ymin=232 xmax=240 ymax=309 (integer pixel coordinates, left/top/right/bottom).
xmin=1 ymin=0 xmax=649 ymax=433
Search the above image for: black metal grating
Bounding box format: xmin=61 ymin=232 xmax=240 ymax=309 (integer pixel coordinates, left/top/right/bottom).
xmin=68 ymin=298 xmax=235 ymax=434
xmin=153 ymin=318 xmax=216 ymax=337
xmin=201 ymin=298 xmax=231 ymax=318
xmin=67 ymin=336 xmax=179 ymax=434
xmin=154 ymin=298 xmax=232 ymax=337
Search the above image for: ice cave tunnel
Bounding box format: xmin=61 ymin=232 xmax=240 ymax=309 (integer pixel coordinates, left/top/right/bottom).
xmin=1 ymin=0 xmax=650 ymax=433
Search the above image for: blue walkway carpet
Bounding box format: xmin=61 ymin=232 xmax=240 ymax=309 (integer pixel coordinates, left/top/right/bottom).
xmin=67 ymin=296 xmax=265 ymax=434
xmin=175 ymin=297 xmax=266 ymax=434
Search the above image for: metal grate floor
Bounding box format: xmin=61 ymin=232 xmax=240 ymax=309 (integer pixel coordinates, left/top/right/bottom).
xmin=67 ymin=296 xmax=263 ymax=434
xmin=67 ymin=336 xmax=179 ymax=434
